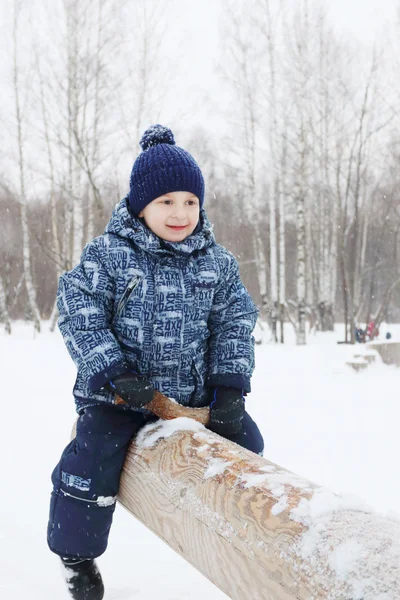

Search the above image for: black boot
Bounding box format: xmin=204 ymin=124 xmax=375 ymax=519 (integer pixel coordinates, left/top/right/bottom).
xmin=60 ymin=557 xmax=104 ymax=600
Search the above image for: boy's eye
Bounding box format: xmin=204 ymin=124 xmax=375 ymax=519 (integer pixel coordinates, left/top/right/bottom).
xmin=161 ymin=198 xmax=197 ymax=205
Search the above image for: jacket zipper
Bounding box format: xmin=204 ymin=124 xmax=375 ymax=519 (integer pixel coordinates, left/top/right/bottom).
xmin=115 ymin=275 xmax=140 ymax=318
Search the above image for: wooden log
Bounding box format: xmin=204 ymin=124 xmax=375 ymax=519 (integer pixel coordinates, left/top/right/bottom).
xmin=115 ymin=391 xmax=210 ymax=425
xmin=117 ymin=420 xmax=400 ymax=599
xmin=368 ymin=341 xmax=400 ymax=366
xmin=71 ymin=394 xmax=400 ymax=598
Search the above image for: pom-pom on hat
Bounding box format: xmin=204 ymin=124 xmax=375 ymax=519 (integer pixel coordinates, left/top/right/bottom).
xmin=128 ymin=124 xmax=205 ymax=216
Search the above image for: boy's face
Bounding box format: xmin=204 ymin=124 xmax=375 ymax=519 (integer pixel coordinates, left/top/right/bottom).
xmin=138 ymin=191 xmax=200 ymax=242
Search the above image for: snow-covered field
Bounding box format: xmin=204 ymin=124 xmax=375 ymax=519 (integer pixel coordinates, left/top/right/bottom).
xmin=1 ymin=322 xmax=399 ymax=599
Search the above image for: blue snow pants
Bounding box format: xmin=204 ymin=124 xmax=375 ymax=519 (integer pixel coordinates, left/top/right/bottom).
xmin=47 ymin=404 xmax=264 ymax=559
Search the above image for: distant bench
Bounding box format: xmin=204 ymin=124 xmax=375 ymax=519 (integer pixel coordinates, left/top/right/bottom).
xmin=367 ymin=341 xmax=400 ymax=366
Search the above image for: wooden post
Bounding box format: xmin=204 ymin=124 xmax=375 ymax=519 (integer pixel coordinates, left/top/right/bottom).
xmin=115 ymin=418 xmax=400 ymax=600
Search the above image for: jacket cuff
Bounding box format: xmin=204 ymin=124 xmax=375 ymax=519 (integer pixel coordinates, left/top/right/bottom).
xmin=206 ymin=373 xmax=251 ymax=393
xmin=87 ymin=361 xmax=130 ymax=392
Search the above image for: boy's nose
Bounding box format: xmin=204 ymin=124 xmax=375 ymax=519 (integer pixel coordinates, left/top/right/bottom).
xmin=171 ymin=206 xmax=187 ymax=219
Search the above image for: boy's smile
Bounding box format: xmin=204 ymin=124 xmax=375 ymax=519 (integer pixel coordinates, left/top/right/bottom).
xmin=167 ymin=224 xmax=188 ymax=231
xmin=138 ymin=191 xmax=200 ymax=242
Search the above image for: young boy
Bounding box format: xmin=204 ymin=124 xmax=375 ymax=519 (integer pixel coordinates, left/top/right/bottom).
xmin=48 ymin=124 xmax=264 ymax=600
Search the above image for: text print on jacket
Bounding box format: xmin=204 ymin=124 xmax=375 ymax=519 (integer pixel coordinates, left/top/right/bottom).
xmin=57 ymin=195 xmax=259 ymax=414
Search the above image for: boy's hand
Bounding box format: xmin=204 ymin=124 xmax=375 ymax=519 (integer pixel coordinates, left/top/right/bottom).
xmin=109 ymin=372 xmax=155 ymax=407
xmin=209 ymin=387 xmax=245 ymax=435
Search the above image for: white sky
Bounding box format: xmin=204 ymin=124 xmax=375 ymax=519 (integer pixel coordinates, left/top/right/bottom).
xmin=327 ymin=0 xmax=398 ymax=41
xmin=1 ymin=0 xmax=398 ymax=194
xmin=182 ymin=0 xmax=399 ymax=58
xmin=170 ymin=0 xmax=399 ymax=132
xmin=2 ymin=0 xmax=397 ymax=112
xmin=1 ymin=0 xmax=397 ymax=98
xmin=172 ymin=0 xmax=399 ymax=96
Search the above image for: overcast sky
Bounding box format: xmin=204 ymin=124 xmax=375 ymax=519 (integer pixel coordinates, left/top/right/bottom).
xmin=177 ymin=0 xmax=398 ymax=78
xmin=1 ymin=0 xmax=399 ymax=195
xmin=168 ymin=0 xmax=399 ymax=133
xmin=328 ymin=0 xmax=397 ymax=40
xmin=2 ymin=0 xmax=397 ymax=111
xmin=1 ymin=0 xmax=397 ymax=97
xmin=174 ymin=0 xmax=398 ymax=88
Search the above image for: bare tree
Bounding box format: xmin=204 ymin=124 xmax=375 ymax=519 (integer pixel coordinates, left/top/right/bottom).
xmin=334 ymin=48 xmax=393 ymax=341
xmin=218 ymin=0 xmax=269 ymax=321
xmin=12 ymin=0 xmax=41 ymax=332
xmin=261 ymin=0 xmax=280 ymax=342
xmin=0 ymin=276 xmax=11 ymax=334
xmin=4 ymin=0 xmax=400 ymax=336
xmin=283 ymin=0 xmax=316 ymax=345
xmin=251 ymin=0 xmax=291 ymax=342
xmin=113 ymin=0 xmax=178 ymax=154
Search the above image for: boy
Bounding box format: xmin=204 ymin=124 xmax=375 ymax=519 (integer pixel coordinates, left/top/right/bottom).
xmin=48 ymin=124 xmax=264 ymax=600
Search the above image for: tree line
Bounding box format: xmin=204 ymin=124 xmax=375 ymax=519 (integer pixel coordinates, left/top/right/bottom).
xmin=1 ymin=0 xmax=400 ymax=343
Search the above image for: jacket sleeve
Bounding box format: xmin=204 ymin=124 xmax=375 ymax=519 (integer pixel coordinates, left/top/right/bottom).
xmin=56 ymin=239 xmax=129 ymax=392
xmin=206 ymin=252 xmax=259 ymax=393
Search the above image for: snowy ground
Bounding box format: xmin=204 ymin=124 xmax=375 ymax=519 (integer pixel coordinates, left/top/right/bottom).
xmin=1 ymin=322 xmax=399 ymax=599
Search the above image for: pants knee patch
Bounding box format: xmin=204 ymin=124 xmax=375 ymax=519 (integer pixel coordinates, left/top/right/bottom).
xmin=47 ymin=488 xmax=116 ymax=559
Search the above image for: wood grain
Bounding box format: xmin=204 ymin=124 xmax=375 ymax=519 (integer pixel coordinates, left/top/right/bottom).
xmin=118 ymin=425 xmax=400 ymax=599
xmin=115 ymin=390 xmax=210 ymax=425
xmin=71 ymin=414 xmax=400 ymax=598
xmin=119 ymin=433 xmax=309 ymax=599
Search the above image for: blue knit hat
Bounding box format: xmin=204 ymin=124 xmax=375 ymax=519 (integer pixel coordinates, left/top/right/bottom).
xmin=128 ymin=124 xmax=205 ymax=216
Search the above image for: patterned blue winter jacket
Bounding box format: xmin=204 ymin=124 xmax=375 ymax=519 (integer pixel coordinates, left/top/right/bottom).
xmin=57 ymin=195 xmax=259 ymax=414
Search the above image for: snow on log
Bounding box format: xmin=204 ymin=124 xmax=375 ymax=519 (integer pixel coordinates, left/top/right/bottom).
xmin=114 ymin=417 xmax=400 ymax=600
xmin=368 ymin=341 xmax=400 ymax=367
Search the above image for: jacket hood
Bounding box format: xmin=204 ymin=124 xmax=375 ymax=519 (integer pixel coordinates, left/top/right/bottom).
xmin=104 ymin=194 xmax=216 ymax=256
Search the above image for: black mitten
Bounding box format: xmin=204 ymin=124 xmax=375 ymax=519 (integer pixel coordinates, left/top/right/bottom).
xmin=109 ymin=372 xmax=155 ymax=407
xmin=209 ymin=387 xmax=245 ymax=435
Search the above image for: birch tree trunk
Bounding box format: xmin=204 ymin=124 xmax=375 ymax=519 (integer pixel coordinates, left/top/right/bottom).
xmin=327 ymin=190 xmax=338 ymax=330
xmin=269 ymin=190 xmax=278 ymax=339
xmin=264 ymin=0 xmax=279 ymax=341
xmin=296 ymin=182 xmax=307 ymax=345
xmin=0 ymin=277 xmax=11 ymax=334
xmin=243 ymin=55 xmax=267 ymax=309
xmin=68 ymin=2 xmax=85 ymax=267
xmin=12 ymin=1 xmax=41 ymax=333
xmin=278 ymin=117 xmax=288 ymax=343
xmin=63 ymin=0 xmax=103 ymax=265
xmin=293 ymin=1 xmax=310 ymax=346
xmin=305 ymin=196 xmax=315 ymax=315
xmin=64 ymin=0 xmax=75 ymax=272
xmin=253 ymin=228 xmax=268 ymax=308
xmin=223 ymin=3 xmax=268 ymax=310
xmin=35 ymin=42 xmax=64 ymax=330
xmin=86 ymin=0 xmax=103 ymax=243
xmin=278 ymin=178 xmax=286 ymax=343
xmin=319 ymin=14 xmax=335 ymax=331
